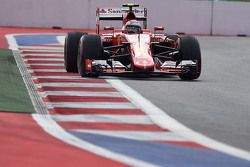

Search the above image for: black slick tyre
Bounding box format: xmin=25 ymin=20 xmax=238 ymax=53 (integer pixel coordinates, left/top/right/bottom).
xmin=78 ymin=34 xmax=103 ymax=77
xmin=178 ymin=36 xmax=201 ymax=80
xmin=64 ymin=32 xmax=86 ymax=72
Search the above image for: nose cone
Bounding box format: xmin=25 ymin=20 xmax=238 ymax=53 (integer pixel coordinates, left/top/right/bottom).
xmin=133 ymin=57 xmax=154 ymax=71
xmin=125 ymin=34 xmax=155 ymax=72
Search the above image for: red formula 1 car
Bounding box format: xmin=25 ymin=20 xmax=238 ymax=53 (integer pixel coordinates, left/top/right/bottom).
xmin=64 ymin=4 xmax=201 ymax=80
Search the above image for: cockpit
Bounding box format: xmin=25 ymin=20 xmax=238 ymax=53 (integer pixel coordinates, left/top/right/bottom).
xmin=123 ymin=20 xmax=142 ymax=34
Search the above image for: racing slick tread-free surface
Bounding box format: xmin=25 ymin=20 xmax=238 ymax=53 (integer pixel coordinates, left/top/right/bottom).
xmin=64 ymin=32 xmax=86 ymax=72
xmin=78 ymin=34 xmax=103 ymax=77
xmin=179 ymin=36 xmax=201 ymax=80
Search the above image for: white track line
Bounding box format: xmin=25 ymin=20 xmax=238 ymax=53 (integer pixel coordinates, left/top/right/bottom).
xmin=33 ymin=114 xmax=157 ymax=167
xmin=52 ymin=114 xmax=153 ymax=124
xmin=12 ymin=50 xmax=49 ymax=115
xmin=37 ymin=83 xmax=112 ymax=88
xmin=7 ymin=35 xmax=157 ymax=166
xmin=70 ymin=130 xmax=186 ymax=141
xmin=40 ymin=91 xmax=122 ymax=97
xmin=57 ymin=36 xmax=65 ymax=45
xmin=32 ymin=76 xmax=82 ymax=79
xmin=107 ymin=79 xmax=250 ymax=161
xmin=21 ymin=53 xmax=63 ymax=57
xmin=20 ymin=49 xmax=63 ymax=52
xmin=27 ymin=63 xmax=64 ymax=66
xmin=26 ymin=61 xmax=64 ymax=63
xmin=46 ymin=102 xmax=137 ymax=109
xmin=25 ymin=58 xmax=63 ymax=61
xmin=8 ymin=34 xmax=250 ymax=164
xmin=19 ymin=46 xmax=63 ymax=50
xmin=18 ymin=46 xmax=64 ymax=52
xmin=28 ymin=69 xmax=66 ymax=72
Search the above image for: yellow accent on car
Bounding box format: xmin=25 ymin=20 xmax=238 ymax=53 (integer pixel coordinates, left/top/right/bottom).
xmin=117 ymin=36 xmax=121 ymax=45
xmin=127 ymin=3 xmax=135 ymax=6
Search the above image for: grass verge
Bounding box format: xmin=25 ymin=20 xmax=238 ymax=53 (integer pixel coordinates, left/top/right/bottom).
xmin=0 ymin=49 xmax=35 ymax=113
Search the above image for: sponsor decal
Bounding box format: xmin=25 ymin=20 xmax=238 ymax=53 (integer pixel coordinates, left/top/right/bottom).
xmin=99 ymin=8 xmax=144 ymax=17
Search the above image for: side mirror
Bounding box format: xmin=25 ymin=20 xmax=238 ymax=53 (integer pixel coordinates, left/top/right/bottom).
xmin=104 ymin=26 xmax=114 ymax=31
xmin=154 ymin=26 xmax=164 ymax=33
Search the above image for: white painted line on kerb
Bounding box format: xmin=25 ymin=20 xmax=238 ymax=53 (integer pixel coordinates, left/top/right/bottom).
xmin=46 ymin=102 xmax=137 ymax=109
xmin=20 ymin=49 xmax=63 ymax=52
xmin=20 ymin=50 xmax=63 ymax=53
xmin=32 ymin=76 xmax=82 ymax=79
xmin=24 ymin=58 xmax=63 ymax=61
xmin=5 ymin=33 xmax=64 ymax=51
xmin=18 ymin=46 xmax=63 ymax=50
xmin=51 ymin=114 xmax=153 ymax=124
xmin=40 ymin=91 xmax=122 ymax=97
xmin=25 ymin=62 xmax=64 ymax=65
xmin=25 ymin=60 xmax=64 ymax=63
xmin=27 ymin=63 xmax=64 ymax=66
xmin=57 ymin=36 xmax=65 ymax=45
xmin=107 ymin=79 xmax=250 ymax=161
xmin=7 ymin=34 xmax=157 ymax=167
xmin=28 ymin=69 xmax=66 ymax=73
xmin=70 ymin=130 xmax=186 ymax=141
xmin=6 ymin=34 xmax=19 ymax=50
xmin=37 ymin=82 xmax=112 ymax=88
xmin=8 ymin=34 xmax=250 ymax=164
xmin=21 ymin=53 xmax=63 ymax=57
xmin=33 ymin=114 xmax=157 ymax=167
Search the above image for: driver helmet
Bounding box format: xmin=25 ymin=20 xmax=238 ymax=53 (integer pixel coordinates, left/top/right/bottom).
xmin=123 ymin=20 xmax=142 ymax=34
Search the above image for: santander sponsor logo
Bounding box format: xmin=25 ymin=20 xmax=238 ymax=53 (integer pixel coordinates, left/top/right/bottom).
xmin=99 ymin=8 xmax=144 ymax=14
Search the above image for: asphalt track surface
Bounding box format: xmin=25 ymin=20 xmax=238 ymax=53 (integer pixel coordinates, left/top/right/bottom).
xmin=3 ymin=30 xmax=250 ymax=166
xmin=120 ymin=36 xmax=250 ymax=152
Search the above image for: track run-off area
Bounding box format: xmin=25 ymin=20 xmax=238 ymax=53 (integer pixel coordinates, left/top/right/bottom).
xmin=1 ymin=27 xmax=250 ymax=167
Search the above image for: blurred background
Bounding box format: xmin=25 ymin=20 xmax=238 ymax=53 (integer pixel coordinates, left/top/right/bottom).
xmin=0 ymin=0 xmax=249 ymax=35
xmin=0 ymin=0 xmax=250 ymax=35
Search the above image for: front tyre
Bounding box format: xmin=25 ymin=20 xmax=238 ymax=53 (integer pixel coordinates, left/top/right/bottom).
xmin=178 ymin=36 xmax=201 ymax=80
xmin=78 ymin=35 xmax=103 ymax=77
xmin=64 ymin=32 xmax=86 ymax=72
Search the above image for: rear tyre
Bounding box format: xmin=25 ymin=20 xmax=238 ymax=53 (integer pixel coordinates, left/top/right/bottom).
xmin=78 ymin=34 xmax=103 ymax=77
xmin=64 ymin=32 xmax=87 ymax=72
xmin=178 ymin=36 xmax=201 ymax=80
xmin=166 ymin=34 xmax=179 ymax=41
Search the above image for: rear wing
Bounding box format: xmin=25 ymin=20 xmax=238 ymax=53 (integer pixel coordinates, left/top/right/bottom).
xmin=96 ymin=6 xmax=147 ymax=34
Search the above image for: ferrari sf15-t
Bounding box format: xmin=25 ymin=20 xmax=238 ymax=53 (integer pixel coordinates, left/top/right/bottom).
xmin=64 ymin=4 xmax=201 ymax=80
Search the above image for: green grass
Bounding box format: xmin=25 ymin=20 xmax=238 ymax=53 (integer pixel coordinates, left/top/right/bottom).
xmin=0 ymin=49 xmax=35 ymax=113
